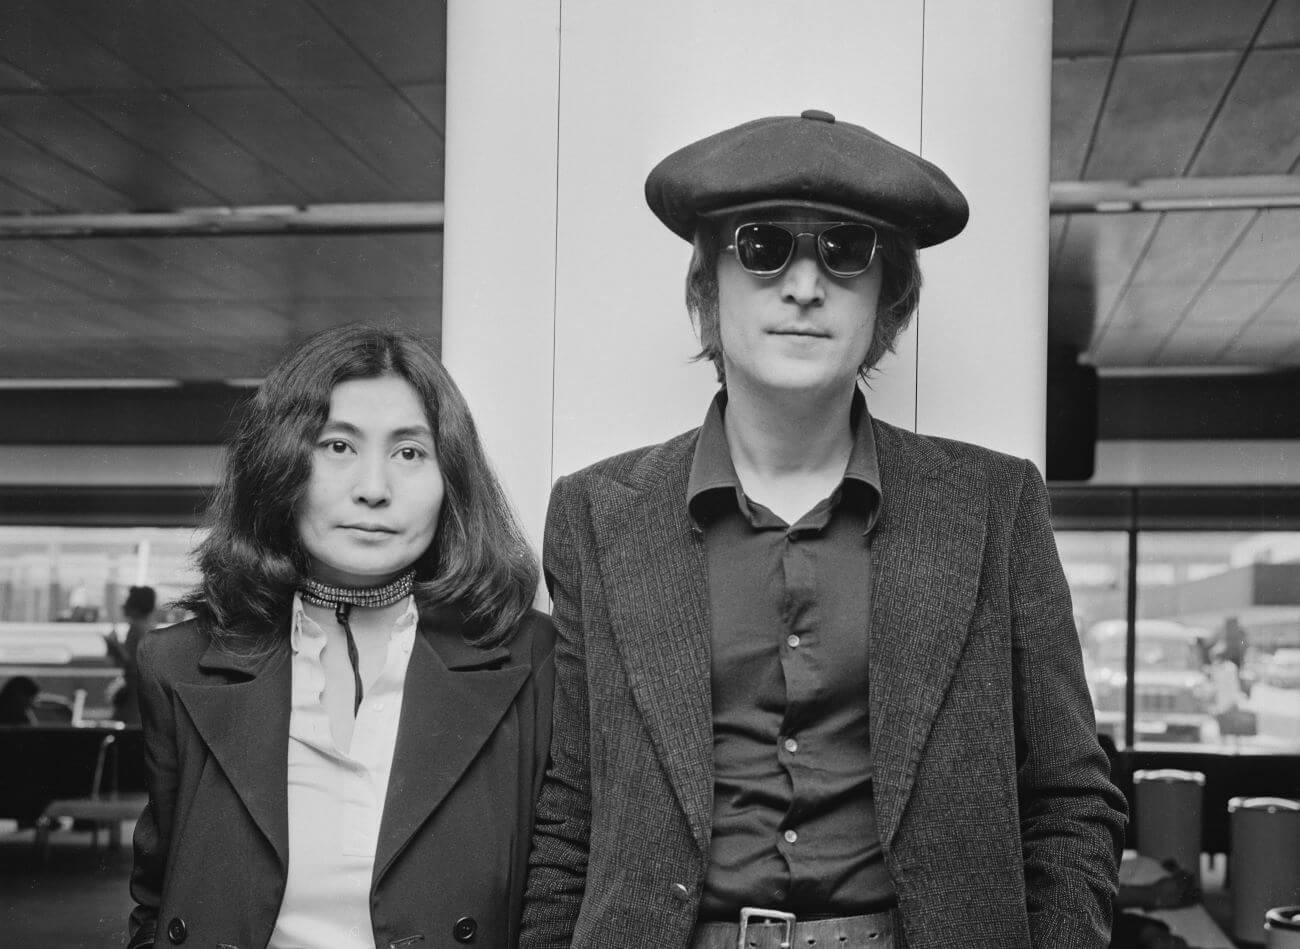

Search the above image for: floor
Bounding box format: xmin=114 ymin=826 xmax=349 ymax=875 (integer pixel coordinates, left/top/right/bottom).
xmin=0 ymin=819 xmax=135 ymax=948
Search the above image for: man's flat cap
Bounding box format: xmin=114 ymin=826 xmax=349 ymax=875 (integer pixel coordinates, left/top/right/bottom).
xmin=645 ymin=109 xmax=968 ymax=247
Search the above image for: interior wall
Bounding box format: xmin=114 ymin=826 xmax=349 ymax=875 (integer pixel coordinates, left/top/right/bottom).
xmin=443 ymin=0 xmax=1052 ymax=548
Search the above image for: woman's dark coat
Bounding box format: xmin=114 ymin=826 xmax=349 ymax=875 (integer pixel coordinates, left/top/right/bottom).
xmin=128 ymin=605 xmax=555 ymax=949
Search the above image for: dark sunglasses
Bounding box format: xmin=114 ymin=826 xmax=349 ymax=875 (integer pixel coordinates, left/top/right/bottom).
xmin=724 ymin=221 xmax=880 ymax=278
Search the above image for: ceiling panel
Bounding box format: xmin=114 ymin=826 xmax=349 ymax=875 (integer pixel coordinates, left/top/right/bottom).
xmin=177 ymin=89 xmax=406 ymax=202
xmin=1256 ymin=279 xmax=1300 ymax=324
xmin=1052 ymin=0 xmax=1130 ymax=57
xmin=0 ymin=93 xmax=226 ymax=208
xmin=1217 ymin=209 xmax=1300 ymax=282
xmin=0 ymin=122 xmax=133 ymax=212
xmin=1130 ymin=209 xmax=1255 ymax=287
xmin=68 ymin=91 xmax=305 ymax=207
xmin=1051 ymin=0 xmax=1300 ymax=369
xmin=1180 ymin=281 xmax=1278 ymax=326
xmin=182 ymin=0 xmax=394 ymax=90
xmin=1123 ymin=0 xmax=1271 ymax=54
xmin=1085 ymin=51 xmax=1239 ymax=178
xmin=1050 ymin=57 xmax=1111 ymax=180
xmin=1105 ymin=282 xmax=1201 ymax=331
xmin=310 ymin=0 xmax=447 ymax=84
xmin=1192 ymin=48 xmax=1300 ymax=174
xmin=1259 ymin=1 xmax=1300 ymax=47
xmin=293 ymin=87 xmax=444 ymax=198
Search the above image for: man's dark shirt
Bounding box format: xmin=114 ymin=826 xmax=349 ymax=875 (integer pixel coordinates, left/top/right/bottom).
xmin=687 ymin=389 xmax=896 ymax=919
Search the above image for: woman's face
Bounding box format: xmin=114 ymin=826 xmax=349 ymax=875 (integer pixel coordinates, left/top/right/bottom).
xmin=295 ymin=374 xmax=445 ymax=587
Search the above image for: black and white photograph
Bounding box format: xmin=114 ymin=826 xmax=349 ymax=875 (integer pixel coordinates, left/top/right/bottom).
xmin=1 ymin=2 xmax=1299 ymax=947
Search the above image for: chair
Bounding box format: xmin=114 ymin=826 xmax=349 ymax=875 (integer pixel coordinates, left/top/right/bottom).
xmin=33 ymin=732 xmax=147 ymax=862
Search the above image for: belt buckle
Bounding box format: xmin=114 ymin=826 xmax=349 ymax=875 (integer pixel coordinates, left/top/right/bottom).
xmin=737 ymin=907 xmax=797 ymax=949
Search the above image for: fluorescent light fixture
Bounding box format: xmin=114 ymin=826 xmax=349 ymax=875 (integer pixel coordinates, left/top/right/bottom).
xmin=1051 ymin=175 xmax=1300 ymax=215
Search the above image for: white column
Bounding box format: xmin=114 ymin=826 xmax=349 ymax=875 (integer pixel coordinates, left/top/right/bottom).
xmin=441 ymin=0 xmax=562 ymax=549
xmin=917 ymin=0 xmax=1053 ymax=467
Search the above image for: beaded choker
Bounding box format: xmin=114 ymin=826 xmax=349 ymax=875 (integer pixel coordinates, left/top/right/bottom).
xmin=299 ymin=570 xmax=416 ymax=716
xmin=299 ymin=570 xmax=415 ymax=611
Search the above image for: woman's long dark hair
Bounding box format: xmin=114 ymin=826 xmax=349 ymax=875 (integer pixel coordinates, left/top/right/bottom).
xmin=180 ymin=324 xmax=539 ymax=649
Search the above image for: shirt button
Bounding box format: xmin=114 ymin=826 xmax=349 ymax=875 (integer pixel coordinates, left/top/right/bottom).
xmin=783 ymin=737 xmax=798 ymax=753
xmin=783 ymin=829 xmax=798 ymax=844
xmin=786 ymin=634 xmax=801 ymax=648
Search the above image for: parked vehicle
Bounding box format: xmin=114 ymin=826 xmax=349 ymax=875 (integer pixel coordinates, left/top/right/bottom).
xmin=1083 ymin=619 xmax=1216 ymax=744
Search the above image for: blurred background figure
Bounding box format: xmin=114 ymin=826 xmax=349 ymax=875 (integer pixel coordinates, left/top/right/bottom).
xmin=0 ymin=675 xmax=41 ymax=725
xmin=103 ymin=586 xmax=157 ymax=725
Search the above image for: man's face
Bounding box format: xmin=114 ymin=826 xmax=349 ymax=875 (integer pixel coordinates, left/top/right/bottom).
xmin=715 ymin=211 xmax=883 ymax=399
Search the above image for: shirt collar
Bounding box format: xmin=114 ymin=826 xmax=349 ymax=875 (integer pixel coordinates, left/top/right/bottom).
xmin=290 ymin=591 xmax=419 ymax=657
xmin=686 ymin=387 xmax=883 ymax=531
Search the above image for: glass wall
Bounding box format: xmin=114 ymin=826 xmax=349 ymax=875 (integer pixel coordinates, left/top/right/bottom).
xmin=0 ymin=526 xmax=204 ymax=719
xmin=1057 ymin=522 xmax=1300 ymax=753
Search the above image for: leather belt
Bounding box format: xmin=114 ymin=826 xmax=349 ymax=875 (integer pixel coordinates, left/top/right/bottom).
xmin=690 ymin=906 xmax=897 ymax=949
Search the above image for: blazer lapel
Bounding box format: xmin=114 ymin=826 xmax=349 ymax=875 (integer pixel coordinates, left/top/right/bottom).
xmin=175 ymin=640 xmax=292 ymax=869
xmin=373 ymin=607 xmax=530 ymax=881
xmin=591 ymin=438 xmax=715 ymax=854
xmin=868 ymin=421 xmax=988 ymax=848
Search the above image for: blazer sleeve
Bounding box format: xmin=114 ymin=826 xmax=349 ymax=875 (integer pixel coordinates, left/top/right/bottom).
xmin=1010 ymin=459 xmax=1128 ymax=948
xmin=126 ymin=633 xmax=180 ymax=949
xmin=520 ymin=475 xmax=592 ymax=947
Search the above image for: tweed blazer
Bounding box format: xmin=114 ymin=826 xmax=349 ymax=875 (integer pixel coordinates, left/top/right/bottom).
xmin=128 ymin=605 xmax=555 ymax=949
xmin=520 ymin=417 xmax=1126 ymax=949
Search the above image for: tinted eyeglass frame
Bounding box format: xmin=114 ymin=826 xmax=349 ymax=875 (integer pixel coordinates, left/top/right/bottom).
xmin=723 ymin=221 xmax=881 ymax=279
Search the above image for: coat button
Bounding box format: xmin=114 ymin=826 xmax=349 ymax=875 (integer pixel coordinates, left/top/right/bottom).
xmin=452 ymin=916 xmax=477 ymax=943
xmin=671 ymin=882 xmax=691 ymax=902
xmin=166 ymin=917 xmax=188 ymax=944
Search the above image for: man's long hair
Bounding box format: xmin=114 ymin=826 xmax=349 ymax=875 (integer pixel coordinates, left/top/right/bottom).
xmin=180 ymin=323 xmax=538 ymax=650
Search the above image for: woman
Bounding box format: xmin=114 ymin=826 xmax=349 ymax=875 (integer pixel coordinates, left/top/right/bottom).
xmin=104 ymin=585 xmax=156 ymax=724
xmin=128 ymin=324 xmax=553 ymax=949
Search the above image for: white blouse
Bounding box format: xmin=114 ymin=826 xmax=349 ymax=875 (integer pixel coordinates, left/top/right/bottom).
xmin=268 ymin=593 xmax=417 ymax=949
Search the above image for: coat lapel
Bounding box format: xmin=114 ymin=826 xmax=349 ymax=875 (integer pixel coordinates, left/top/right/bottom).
xmin=373 ymin=606 xmax=530 ymax=881
xmin=175 ymin=640 xmax=291 ymax=869
xmin=868 ymin=420 xmax=988 ymax=847
xmin=590 ymin=437 xmax=715 ymax=854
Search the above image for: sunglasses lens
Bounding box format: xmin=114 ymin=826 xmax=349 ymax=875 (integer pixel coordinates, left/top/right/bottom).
xmin=734 ymin=223 xmax=795 ymax=275
xmin=818 ymin=224 xmax=878 ymax=275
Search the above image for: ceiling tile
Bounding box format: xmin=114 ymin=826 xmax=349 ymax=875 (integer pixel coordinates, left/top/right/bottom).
xmin=1051 ymin=57 xmax=1111 ymax=179
xmin=400 ymin=82 xmax=447 ymax=134
xmin=75 ymin=1 xmax=263 ymax=91
xmin=1181 ymin=280 xmax=1277 ymax=325
xmin=180 ymin=89 xmax=399 ymax=202
xmin=1087 ymin=51 xmax=1239 ymax=178
xmin=0 ymin=3 xmax=152 ymax=92
xmin=184 ymin=0 xmax=383 ymax=90
xmin=1053 ymin=0 xmax=1131 ymax=57
xmin=1192 ymin=48 xmax=1300 ymax=174
xmin=1217 ymin=208 xmax=1300 ymax=281
xmin=309 ymin=0 xmax=446 ymax=85
xmin=294 ymin=88 xmax=444 ymax=199
xmin=1107 ymin=282 xmax=1200 ymax=328
xmin=0 ymin=122 xmax=132 ymax=212
xmin=0 ymin=94 xmax=225 ymax=209
xmin=1131 ymin=209 xmax=1254 ymax=286
xmin=1258 ymin=0 xmax=1300 ymax=47
xmin=1056 ymin=212 xmax=1161 ymax=289
xmin=1124 ymin=0 xmax=1270 ymax=54
xmin=68 ymin=91 xmax=311 ymax=207
xmin=1256 ymin=279 xmax=1300 ymax=324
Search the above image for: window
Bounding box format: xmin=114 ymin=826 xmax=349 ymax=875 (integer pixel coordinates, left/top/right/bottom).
xmin=1053 ymin=494 xmax=1300 ymax=754
xmin=0 ymin=526 xmax=204 ymax=720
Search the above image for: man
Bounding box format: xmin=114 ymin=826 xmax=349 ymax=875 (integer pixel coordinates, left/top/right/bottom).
xmin=522 ymin=110 xmax=1126 ymax=949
